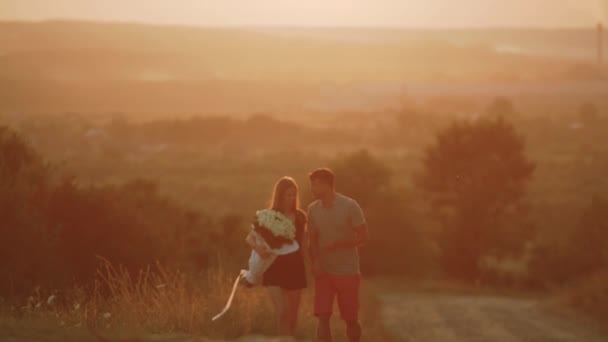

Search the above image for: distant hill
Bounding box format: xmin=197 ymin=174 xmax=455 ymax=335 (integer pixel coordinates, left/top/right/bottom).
xmin=0 ymin=21 xmax=606 ymax=116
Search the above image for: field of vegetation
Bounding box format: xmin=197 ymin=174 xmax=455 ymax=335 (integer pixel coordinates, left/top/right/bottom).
xmin=1 ymin=21 xmax=607 ymax=340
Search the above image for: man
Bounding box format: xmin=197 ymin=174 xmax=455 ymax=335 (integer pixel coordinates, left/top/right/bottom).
xmin=307 ymin=168 xmax=369 ymax=342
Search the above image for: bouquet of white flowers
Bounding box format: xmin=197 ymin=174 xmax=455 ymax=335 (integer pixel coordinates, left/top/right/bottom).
xmin=253 ymin=209 xmax=296 ymax=243
xmin=245 ymin=209 xmax=298 ymax=283
xmin=212 ymin=209 xmax=299 ymax=322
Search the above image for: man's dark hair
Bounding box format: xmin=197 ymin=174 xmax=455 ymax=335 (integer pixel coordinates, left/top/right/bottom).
xmin=309 ymin=168 xmax=335 ymax=188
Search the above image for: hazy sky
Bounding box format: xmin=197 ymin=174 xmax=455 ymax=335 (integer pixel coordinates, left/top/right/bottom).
xmin=0 ymin=0 xmax=607 ymax=28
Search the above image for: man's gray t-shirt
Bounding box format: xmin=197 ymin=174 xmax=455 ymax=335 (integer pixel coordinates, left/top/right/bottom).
xmin=308 ymin=193 xmax=367 ymax=275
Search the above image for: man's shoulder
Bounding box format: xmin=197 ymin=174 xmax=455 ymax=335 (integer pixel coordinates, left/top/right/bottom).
xmin=336 ymin=193 xmax=358 ymax=207
xmin=307 ymin=200 xmax=321 ymax=212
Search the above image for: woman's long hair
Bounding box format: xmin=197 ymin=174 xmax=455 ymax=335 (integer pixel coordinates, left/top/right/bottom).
xmin=269 ymin=176 xmax=300 ymax=213
xmin=254 ymin=177 xmax=302 ymax=249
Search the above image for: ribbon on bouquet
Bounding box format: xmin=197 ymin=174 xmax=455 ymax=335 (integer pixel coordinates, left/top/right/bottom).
xmin=211 ymin=269 xmax=247 ymax=321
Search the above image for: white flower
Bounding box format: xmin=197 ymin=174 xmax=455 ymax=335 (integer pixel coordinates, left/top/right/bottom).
xmin=47 ymin=295 xmax=56 ymax=305
xmin=255 ymin=209 xmax=296 ymax=240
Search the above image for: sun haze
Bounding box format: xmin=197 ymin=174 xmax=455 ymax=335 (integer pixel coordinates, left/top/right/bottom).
xmin=0 ymin=0 xmax=606 ymax=27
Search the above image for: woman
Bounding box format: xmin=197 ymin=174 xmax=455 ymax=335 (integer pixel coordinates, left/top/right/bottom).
xmin=247 ymin=176 xmax=308 ymax=337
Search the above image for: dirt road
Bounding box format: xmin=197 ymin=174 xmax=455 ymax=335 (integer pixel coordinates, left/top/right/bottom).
xmin=3 ymin=292 xmax=605 ymax=341
xmin=381 ymin=293 xmax=607 ymax=342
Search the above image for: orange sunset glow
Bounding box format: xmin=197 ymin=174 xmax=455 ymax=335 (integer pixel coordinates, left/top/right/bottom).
xmin=0 ymin=0 xmax=606 ymax=27
xmin=1 ymin=1 xmax=607 ymax=341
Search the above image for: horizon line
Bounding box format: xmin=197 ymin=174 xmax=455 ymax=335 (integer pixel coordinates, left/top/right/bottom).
xmin=0 ymin=18 xmax=603 ymax=31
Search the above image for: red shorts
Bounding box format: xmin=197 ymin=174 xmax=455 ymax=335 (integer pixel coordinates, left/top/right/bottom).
xmin=314 ymin=273 xmax=361 ymax=321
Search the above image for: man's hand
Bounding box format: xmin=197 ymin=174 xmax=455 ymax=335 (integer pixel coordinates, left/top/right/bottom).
xmin=321 ymin=224 xmax=368 ymax=254
xmin=321 ymin=241 xmax=341 ymax=253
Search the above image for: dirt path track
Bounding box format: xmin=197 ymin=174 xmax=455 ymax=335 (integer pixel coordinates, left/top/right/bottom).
xmin=380 ymin=293 xmax=607 ymax=342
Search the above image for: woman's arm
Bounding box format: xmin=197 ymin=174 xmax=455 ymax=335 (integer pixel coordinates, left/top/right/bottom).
xmin=246 ymin=229 xmax=272 ymax=259
xmin=245 ymin=230 xmax=257 ymax=248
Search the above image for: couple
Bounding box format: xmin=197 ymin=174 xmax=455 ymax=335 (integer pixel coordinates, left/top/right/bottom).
xmin=247 ymin=168 xmax=368 ymax=342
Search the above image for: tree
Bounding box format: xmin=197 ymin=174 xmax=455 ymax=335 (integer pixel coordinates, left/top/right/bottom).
xmin=417 ymin=117 xmax=535 ymax=279
xmin=331 ymin=150 xmax=391 ymax=209
xmin=0 ymin=126 xmax=48 ymax=188
xmin=0 ymin=127 xmax=58 ymax=295
xmin=486 ymin=97 xmax=514 ymax=117
xmin=571 ymin=194 xmax=608 ymax=274
xmin=528 ymin=194 xmax=608 ymax=287
xmin=0 ymin=126 xmax=218 ymax=295
xmin=331 ymin=150 xmax=433 ymax=275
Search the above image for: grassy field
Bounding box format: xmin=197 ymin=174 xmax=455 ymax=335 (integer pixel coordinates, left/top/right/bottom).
xmin=0 ymin=258 xmax=396 ymax=341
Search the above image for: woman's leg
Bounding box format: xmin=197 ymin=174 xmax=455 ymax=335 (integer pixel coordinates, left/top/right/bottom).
xmin=267 ymin=286 xmax=290 ymax=336
xmin=284 ymin=289 xmax=302 ymax=336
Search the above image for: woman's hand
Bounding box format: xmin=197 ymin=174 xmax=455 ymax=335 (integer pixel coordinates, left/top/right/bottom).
xmin=255 ymin=245 xmax=273 ymax=259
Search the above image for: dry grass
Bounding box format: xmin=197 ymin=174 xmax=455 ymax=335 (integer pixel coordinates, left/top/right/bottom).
xmin=0 ymin=258 xmax=395 ymax=341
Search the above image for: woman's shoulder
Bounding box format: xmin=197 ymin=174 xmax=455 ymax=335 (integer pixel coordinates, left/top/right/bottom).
xmin=296 ymin=209 xmax=308 ymax=222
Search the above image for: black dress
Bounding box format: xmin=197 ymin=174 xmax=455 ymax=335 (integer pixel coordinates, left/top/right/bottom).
xmin=262 ymin=209 xmax=308 ymax=290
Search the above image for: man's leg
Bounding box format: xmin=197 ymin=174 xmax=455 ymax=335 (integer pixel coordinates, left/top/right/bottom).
xmin=317 ymin=315 xmax=332 ymax=342
xmin=345 ymin=320 xmax=362 ymax=342
xmin=314 ymin=274 xmax=335 ymax=342
xmin=335 ymin=274 xmax=361 ymax=342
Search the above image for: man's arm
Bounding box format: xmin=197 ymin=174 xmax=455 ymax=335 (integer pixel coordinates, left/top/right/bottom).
xmin=307 ymin=209 xmax=323 ymax=275
xmin=323 ymin=224 xmax=368 ymax=252
xmin=308 ymin=228 xmax=319 ymax=263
